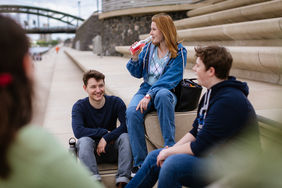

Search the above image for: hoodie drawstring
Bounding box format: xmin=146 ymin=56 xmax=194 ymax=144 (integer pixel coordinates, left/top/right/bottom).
xmin=197 ymin=89 xmax=212 ymax=132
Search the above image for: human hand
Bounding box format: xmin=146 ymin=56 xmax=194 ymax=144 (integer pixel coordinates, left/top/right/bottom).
xmin=136 ymin=97 xmax=150 ymax=114
xmin=157 ymin=148 xmax=170 ymax=167
xmin=97 ymin=137 xmax=107 ymax=156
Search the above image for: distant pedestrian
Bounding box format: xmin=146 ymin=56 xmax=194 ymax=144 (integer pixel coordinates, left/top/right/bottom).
xmin=56 ymin=46 xmax=59 ymax=53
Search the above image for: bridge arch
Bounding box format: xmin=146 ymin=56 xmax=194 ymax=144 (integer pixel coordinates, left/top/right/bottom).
xmin=0 ymin=5 xmax=84 ymax=26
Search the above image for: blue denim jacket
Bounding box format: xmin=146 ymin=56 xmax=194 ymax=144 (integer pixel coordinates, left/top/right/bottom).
xmin=126 ymin=42 xmax=187 ymax=99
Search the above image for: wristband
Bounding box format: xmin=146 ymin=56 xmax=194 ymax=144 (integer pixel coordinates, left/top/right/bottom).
xmin=144 ymin=94 xmax=151 ymax=99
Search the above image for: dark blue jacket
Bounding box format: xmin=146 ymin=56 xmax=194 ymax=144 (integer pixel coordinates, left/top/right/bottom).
xmin=126 ymin=42 xmax=187 ymax=99
xmin=190 ymin=77 xmax=262 ymax=165
xmin=71 ymin=95 xmax=127 ymax=143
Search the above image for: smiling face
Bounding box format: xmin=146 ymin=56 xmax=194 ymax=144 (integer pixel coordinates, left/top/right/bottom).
xmin=150 ymin=21 xmax=165 ymax=44
xmin=83 ymin=78 xmax=105 ymax=102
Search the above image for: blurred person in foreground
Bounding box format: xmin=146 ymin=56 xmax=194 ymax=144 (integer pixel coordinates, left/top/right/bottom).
xmin=0 ymin=15 xmax=103 ymax=188
xmin=125 ymin=45 xmax=262 ymax=188
xmin=207 ymin=121 xmax=282 ymax=188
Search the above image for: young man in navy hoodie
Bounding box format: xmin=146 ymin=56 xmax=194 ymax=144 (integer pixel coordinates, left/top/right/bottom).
xmin=72 ymin=70 xmax=132 ymax=188
xmin=125 ymin=45 xmax=262 ymax=188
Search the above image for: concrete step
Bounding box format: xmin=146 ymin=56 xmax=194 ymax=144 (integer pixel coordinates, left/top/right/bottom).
xmin=98 ymin=163 xmax=118 ymax=188
xmin=187 ymin=0 xmax=271 ymax=17
xmin=145 ymin=111 xmax=197 ymax=149
xmin=186 ymin=46 xmax=282 ymax=85
xmin=115 ymin=46 xmax=282 ymax=85
xmin=139 ymin=17 xmax=282 ymax=47
xmin=174 ymin=0 xmax=282 ymax=30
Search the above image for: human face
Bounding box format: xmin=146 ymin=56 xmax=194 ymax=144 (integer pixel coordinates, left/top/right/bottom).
xmin=192 ymin=57 xmax=210 ymax=88
xmin=83 ymin=78 xmax=105 ymax=102
xmin=150 ymin=21 xmax=165 ymax=44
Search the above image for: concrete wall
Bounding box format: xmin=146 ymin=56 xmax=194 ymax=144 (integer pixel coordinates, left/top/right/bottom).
xmin=72 ymin=13 xmax=102 ymax=51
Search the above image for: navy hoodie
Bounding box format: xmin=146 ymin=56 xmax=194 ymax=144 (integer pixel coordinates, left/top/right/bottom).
xmin=190 ymin=76 xmax=262 ymax=166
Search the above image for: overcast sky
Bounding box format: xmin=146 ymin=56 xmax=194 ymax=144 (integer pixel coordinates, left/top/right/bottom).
xmin=0 ymin=0 xmax=102 ymax=40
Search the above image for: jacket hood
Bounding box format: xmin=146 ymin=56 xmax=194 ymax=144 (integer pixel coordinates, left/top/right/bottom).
xmin=146 ymin=42 xmax=185 ymax=56
xmin=177 ymin=42 xmax=185 ymax=51
xmin=211 ymin=76 xmax=249 ymax=97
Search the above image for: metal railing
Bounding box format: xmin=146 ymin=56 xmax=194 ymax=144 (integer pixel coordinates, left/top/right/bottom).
xmin=26 ymin=26 xmax=77 ymax=34
xmin=102 ymin=0 xmax=206 ymax=13
xmin=257 ymin=115 xmax=282 ymax=130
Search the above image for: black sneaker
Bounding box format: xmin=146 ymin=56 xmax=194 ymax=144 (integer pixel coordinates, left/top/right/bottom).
xmin=131 ymin=165 xmax=141 ymax=178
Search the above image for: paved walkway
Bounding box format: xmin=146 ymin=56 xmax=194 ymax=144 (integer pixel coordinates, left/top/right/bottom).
xmin=32 ymin=45 xmax=86 ymax=148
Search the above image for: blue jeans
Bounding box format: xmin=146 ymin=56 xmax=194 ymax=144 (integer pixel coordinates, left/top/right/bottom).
xmin=126 ymin=149 xmax=221 ymax=188
xmin=76 ymin=133 xmax=132 ymax=184
xmin=126 ymin=83 xmax=177 ymax=167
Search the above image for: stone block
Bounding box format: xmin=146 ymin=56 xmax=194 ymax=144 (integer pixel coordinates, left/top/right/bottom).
xmin=93 ymin=35 xmax=102 ymax=55
xmin=259 ymin=47 xmax=282 ymax=74
xmin=223 ymin=18 xmax=282 ymax=40
xmin=72 ymin=13 xmax=102 ymax=51
xmin=176 ymin=18 xmax=282 ymax=42
xmin=176 ymin=0 xmax=282 ymax=30
xmin=144 ymin=111 xmax=197 ymax=148
xmin=241 ymin=0 xmax=282 ymax=20
xmin=187 ymin=0 xmax=270 ymax=17
xmin=178 ymin=25 xmax=232 ymax=41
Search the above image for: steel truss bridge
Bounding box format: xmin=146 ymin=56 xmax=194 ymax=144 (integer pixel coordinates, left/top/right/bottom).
xmin=0 ymin=5 xmax=85 ymax=33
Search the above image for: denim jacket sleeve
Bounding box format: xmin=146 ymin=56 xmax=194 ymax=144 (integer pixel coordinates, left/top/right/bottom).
xmin=147 ymin=44 xmax=187 ymax=99
xmin=126 ymin=44 xmax=150 ymax=79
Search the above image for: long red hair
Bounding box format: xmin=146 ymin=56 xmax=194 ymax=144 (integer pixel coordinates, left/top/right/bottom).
xmin=152 ymin=13 xmax=180 ymax=59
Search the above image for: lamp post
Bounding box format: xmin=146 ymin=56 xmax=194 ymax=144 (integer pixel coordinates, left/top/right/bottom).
xmin=78 ymin=1 xmax=81 ymax=17
xmin=77 ymin=1 xmax=81 ymax=26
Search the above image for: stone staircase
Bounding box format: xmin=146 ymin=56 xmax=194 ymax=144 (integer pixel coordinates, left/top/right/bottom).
xmin=65 ymin=0 xmax=282 ymax=187
xmin=115 ymin=0 xmax=282 ymax=152
xmin=117 ymin=0 xmax=282 ymax=85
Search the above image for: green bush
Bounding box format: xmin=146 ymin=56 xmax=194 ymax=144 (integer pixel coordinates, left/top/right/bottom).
xmin=36 ymin=40 xmax=59 ymax=47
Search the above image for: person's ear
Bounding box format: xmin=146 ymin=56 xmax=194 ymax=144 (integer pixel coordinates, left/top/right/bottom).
xmin=23 ymin=53 xmax=34 ymax=79
xmin=208 ymin=67 xmax=215 ymax=77
xmin=83 ymin=85 xmax=87 ymax=91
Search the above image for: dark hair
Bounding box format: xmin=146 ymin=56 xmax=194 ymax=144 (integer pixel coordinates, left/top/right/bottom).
xmin=194 ymin=45 xmax=233 ymax=79
xmin=0 ymin=16 xmax=33 ymax=179
xmin=83 ymin=70 xmax=105 ymax=86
